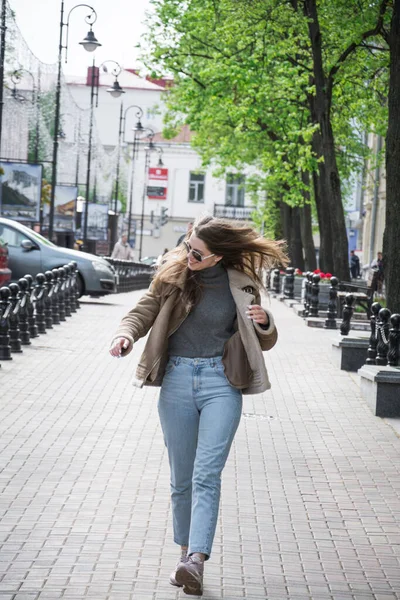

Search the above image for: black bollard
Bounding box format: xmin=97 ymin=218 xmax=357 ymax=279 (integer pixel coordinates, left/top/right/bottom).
xmin=339 ymin=293 xmax=355 ymax=336
xmin=56 ymin=268 xmax=66 ymax=322
xmin=324 ymin=276 xmax=339 ymax=329
xmin=17 ymin=278 xmax=31 ymax=345
xmin=62 ymin=266 xmax=72 ymax=317
xmin=272 ymin=268 xmax=280 ymax=294
xmin=309 ymin=274 xmax=321 ymax=317
xmin=70 ymin=261 xmax=81 ymax=309
xmin=303 ymin=272 xmax=310 ymax=317
xmin=387 ymin=314 xmax=400 ymax=367
xmin=67 ymin=263 xmax=77 ymax=313
xmin=366 ymin=302 xmax=382 ymax=365
xmin=24 ymin=274 xmax=39 ymax=338
xmin=34 ymin=273 xmax=47 ymax=334
xmin=8 ymin=282 xmax=23 ymax=352
xmin=376 ymin=308 xmax=391 ymax=366
xmin=0 ymin=287 xmax=12 ymax=360
xmin=51 ymin=269 xmax=61 ymax=325
xmin=44 ymin=271 xmax=54 ymax=329
xmin=284 ymin=267 xmax=295 ymax=300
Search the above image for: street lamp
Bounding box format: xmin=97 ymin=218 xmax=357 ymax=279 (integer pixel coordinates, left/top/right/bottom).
xmin=113 ymin=104 xmax=144 ymax=249
xmin=0 ymin=0 xmax=7 ymax=155
xmin=82 ymin=60 xmax=125 ymax=248
xmin=138 ymin=127 xmax=156 ymax=261
xmin=10 ymin=67 xmax=41 ymax=164
xmin=48 ymin=1 xmax=101 ymax=242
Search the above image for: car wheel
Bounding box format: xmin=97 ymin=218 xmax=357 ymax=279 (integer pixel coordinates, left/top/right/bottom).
xmin=77 ymin=273 xmax=85 ymax=297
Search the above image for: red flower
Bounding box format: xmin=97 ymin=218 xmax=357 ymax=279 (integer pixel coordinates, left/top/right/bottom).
xmin=325 ymin=272 xmax=333 ymax=279
xmin=313 ymin=269 xmax=321 ymax=274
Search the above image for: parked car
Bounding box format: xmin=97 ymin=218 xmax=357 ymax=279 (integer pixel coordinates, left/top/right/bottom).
xmin=0 ymin=234 xmax=11 ymax=287
xmin=0 ymin=218 xmax=116 ymax=296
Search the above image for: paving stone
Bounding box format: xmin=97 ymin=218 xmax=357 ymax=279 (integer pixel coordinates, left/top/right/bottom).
xmin=0 ymin=293 xmax=400 ymax=599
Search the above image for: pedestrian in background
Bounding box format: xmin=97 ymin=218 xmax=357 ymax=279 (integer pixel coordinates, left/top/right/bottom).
xmin=371 ymin=251 xmax=384 ymax=294
xmin=110 ymin=215 xmax=288 ymax=596
xmin=350 ymin=250 xmax=360 ymax=279
xmin=111 ymin=233 xmax=134 ymax=260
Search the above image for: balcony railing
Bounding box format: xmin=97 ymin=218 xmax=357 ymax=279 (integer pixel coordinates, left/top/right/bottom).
xmin=213 ymin=204 xmax=254 ymax=220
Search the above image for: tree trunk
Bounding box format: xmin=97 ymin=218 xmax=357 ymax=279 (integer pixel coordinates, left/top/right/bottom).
xmin=310 ymin=144 xmax=333 ymax=273
xmin=304 ymin=0 xmax=349 ymax=281
xmin=291 ymin=207 xmax=305 ymax=270
xmin=299 ymin=171 xmax=317 ymax=270
xmin=383 ymin=0 xmax=400 ymax=313
xmin=280 ymin=200 xmax=291 ymax=254
xmin=280 ymin=201 xmax=304 ymax=268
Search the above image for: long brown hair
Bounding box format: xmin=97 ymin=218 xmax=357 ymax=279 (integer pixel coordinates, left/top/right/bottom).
xmin=153 ymin=215 xmax=288 ymax=306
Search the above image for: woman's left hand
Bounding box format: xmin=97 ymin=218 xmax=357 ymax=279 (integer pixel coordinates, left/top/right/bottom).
xmin=246 ymin=304 xmax=269 ymax=326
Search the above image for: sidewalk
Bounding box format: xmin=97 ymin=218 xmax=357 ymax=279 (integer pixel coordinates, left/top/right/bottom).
xmin=0 ymin=292 xmax=399 ymax=600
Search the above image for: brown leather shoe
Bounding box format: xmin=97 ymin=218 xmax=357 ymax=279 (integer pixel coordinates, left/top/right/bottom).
xmin=175 ymin=556 xmax=204 ymax=596
xmin=169 ymin=554 xmax=188 ymax=587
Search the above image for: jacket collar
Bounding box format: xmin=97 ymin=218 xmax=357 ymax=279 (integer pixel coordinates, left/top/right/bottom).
xmin=226 ymin=268 xmax=257 ymax=291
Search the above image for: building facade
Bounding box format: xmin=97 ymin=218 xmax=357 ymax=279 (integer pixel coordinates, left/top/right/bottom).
xmin=67 ymin=68 xmax=254 ymax=259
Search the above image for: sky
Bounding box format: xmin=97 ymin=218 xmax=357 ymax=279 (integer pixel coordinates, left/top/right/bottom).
xmin=9 ymin=0 xmax=153 ymax=76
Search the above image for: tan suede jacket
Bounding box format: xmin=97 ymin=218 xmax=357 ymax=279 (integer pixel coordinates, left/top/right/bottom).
xmin=113 ymin=268 xmax=278 ymax=395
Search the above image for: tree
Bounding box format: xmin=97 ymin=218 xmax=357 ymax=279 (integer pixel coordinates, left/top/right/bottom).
xmin=143 ymin=0 xmax=390 ymax=280
xmin=383 ymin=0 xmax=400 ymax=313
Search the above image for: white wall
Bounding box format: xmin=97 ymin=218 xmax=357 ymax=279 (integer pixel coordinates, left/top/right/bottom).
xmin=67 ymin=83 xmax=164 ymax=147
xmin=125 ymin=142 xmax=254 ymax=259
xmin=66 ymin=73 xmax=255 ymax=260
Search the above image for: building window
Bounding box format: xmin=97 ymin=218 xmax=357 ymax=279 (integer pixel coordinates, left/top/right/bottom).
xmin=225 ymin=174 xmax=245 ymax=206
xmin=189 ymin=172 xmax=205 ymax=203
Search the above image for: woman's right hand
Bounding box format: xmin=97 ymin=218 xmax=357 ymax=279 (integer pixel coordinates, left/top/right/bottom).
xmin=109 ymin=337 xmax=131 ymax=358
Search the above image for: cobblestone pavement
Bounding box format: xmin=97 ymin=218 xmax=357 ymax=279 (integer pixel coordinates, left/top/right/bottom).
xmin=0 ymin=291 xmax=399 ymax=600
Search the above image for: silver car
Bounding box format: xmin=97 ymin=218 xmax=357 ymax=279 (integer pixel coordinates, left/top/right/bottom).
xmin=0 ymin=217 xmax=116 ymax=296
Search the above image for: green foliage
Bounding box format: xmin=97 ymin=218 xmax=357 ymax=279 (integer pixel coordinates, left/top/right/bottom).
xmin=142 ymin=0 xmax=390 ymax=234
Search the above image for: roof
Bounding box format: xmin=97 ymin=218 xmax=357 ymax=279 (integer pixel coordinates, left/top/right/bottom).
xmin=66 ymin=68 xmax=165 ymax=92
xmin=150 ymin=124 xmax=194 ymax=143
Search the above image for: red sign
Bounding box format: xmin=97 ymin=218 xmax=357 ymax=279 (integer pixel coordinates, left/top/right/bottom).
xmin=148 ymin=167 xmax=168 ymax=181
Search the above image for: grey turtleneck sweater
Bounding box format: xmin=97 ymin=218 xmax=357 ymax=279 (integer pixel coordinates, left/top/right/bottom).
xmin=168 ymin=262 xmax=237 ymax=358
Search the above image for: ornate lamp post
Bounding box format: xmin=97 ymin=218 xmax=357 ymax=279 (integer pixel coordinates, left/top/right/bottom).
xmin=138 ymin=128 xmax=156 ymax=261
xmin=49 ymin=1 xmax=101 ymax=242
xmin=0 ymin=0 xmax=7 ymax=156
xmin=82 ymin=60 xmax=125 ymax=248
xmin=114 ymin=104 xmax=144 ymax=247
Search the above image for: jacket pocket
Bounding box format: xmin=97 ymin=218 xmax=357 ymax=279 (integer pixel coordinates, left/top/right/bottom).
xmin=222 ymin=331 xmax=253 ymax=389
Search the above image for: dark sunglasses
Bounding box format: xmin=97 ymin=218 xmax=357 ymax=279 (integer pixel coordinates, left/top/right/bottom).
xmin=183 ymin=240 xmax=215 ymax=263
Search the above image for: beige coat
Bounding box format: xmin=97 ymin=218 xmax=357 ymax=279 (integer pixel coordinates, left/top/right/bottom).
xmin=111 ymin=240 xmax=134 ymax=260
xmin=113 ymin=268 xmax=277 ymax=395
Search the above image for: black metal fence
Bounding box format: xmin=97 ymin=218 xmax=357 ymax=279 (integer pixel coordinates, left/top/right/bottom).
xmin=105 ymin=259 xmax=154 ymax=293
xmin=0 ymin=262 xmax=80 ymax=362
xmin=267 ymin=267 xmax=400 ymax=367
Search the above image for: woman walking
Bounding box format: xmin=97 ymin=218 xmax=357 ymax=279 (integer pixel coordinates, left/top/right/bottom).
xmin=110 ymin=215 xmax=287 ymax=595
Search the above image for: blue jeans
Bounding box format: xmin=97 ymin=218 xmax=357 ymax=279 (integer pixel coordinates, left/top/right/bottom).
xmin=158 ymin=356 xmax=242 ymax=559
